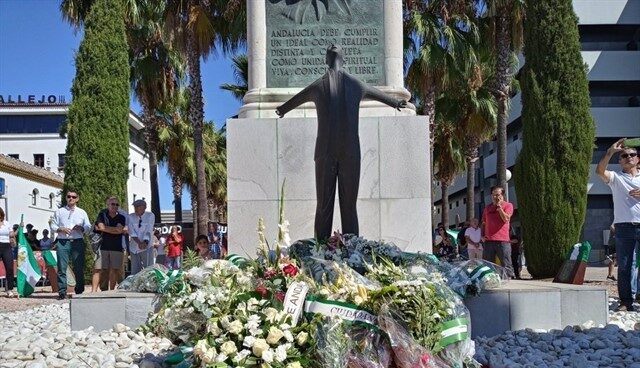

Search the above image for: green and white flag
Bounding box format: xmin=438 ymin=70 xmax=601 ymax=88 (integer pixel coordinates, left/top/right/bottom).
xmin=17 ymin=216 xmax=42 ymax=297
xmin=42 ymin=249 xmax=57 ymax=268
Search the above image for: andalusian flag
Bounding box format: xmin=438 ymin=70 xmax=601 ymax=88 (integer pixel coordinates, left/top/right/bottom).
xmin=42 ymin=249 xmax=57 ymax=268
xmin=17 ymin=216 xmax=42 ymax=297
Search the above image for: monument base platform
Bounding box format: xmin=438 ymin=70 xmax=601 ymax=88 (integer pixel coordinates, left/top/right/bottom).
xmin=464 ymin=280 xmax=608 ymax=338
xmin=70 ymin=281 xmax=608 ymax=336
xmin=70 ymin=291 xmax=161 ymax=331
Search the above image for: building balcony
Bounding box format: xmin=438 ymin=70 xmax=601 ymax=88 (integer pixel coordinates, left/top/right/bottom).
xmin=574 ymin=0 xmax=640 ymax=25
xmin=593 ymin=107 xmax=640 ymax=136
xmin=583 ymin=51 xmax=640 ymax=82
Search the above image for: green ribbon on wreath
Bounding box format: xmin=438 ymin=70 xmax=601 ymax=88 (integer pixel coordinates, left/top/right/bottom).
xmin=225 ymin=254 xmax=248 ymax=267
xmin=466 ymin=265 xmax=495 ymax=282
xmin=438 ymin=318 xmax=469 ymax=348
xmin=153 ymin=269 xmax=186 ymax=294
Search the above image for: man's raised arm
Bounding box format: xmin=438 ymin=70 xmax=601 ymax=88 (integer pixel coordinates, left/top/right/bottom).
xmin=597 ymin=138 xmax=625 ymax=183
xmin=363 ymin=84 xmax=407 ymax=111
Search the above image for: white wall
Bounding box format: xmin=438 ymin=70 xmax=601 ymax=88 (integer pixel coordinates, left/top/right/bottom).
xmin=0 ymin=134 xmax=152 ymax=214
xmin=0 ymin=171 xmax=62 ymax=231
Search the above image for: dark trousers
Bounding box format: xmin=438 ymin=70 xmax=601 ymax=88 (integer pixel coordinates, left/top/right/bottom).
xmin=0 ymin=242 xmax=14 ymax=291
xmin=615 ymin=223 xmax=640 ymax=308
xmin=56 ymin=238 xmax=86 ymax=295
xmin=511 ymin=244 xmax=522 ymax=279
xmin=483 ymin=241 xmax=515 ymax=278
xmin=314 ymin=156 xmax=360 ymax=240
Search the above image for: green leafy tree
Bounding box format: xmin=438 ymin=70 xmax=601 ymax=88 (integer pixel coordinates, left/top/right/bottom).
xmin=220 ymin=54 xmax=248 ymax=102
xmin=514 ymin=0 xmax=595 ymax=278
xmin=62 ymin=0 xmax=130 ymax=282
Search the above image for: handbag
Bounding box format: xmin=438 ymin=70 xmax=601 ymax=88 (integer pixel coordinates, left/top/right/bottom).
xmin=90 ymin=212 xmax=108 ymax=255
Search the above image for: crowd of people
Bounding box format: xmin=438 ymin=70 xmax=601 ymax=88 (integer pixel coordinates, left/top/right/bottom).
xmin=0 ymin=192 xmax=228 ymax=299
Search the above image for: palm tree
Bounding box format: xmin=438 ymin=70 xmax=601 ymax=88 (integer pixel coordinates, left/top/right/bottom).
xmin=438 ymin=51 xmax=498 ymax=221
xmin=158 ymin=89 xmax=227 ymax=234
xmin=129 ymin=0 xmax=185 ymax=221
xmin=403 ymin=0 xmax=479 ymax=224
xmin=482 ymin=0 xmax=525 ymax=190
xmin=220 ymin=54 xmax=248 ymax=102
xmin=164 ymin=0 xmax=245 ymax=234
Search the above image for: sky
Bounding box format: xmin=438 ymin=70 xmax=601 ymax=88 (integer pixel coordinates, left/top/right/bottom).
xmin=0 ymin=0 xmax=243 ymax=211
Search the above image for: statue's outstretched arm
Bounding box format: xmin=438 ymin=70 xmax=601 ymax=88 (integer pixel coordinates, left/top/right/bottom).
xmin=276 ymin=82 xmax=318 ymax=117
xmin=363 ymin=85 xmax=407 ymax=111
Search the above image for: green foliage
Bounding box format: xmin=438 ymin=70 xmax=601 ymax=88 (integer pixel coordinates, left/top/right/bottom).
xmin=63 ymin=0 xmax=130 ymax=283
xmin=514 ymin=0 xmax=595 ymax=278
xmin=182 ymin=247 xmax=203 ymax=270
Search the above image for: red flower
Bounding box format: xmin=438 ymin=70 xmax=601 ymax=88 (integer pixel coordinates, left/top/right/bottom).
xmin=275 ymin=291 xmax=285 ymax=302
xmin=264 ymin=269 xmax=278 ymax=279
xmin=282 ymin=264 xmax=299 ymax=277
xmin=255 ymin=285 xmax=268 ymax=298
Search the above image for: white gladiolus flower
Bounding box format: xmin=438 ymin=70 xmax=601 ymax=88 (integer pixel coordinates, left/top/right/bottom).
xmin=262 ymin=350 xmax=274 ymax=363
xmin=275 ymin=345 xmax=288 ymax=362
xmin=283 ymin=330 xmax=294 ymax=343
xmin=252 ymin=338 xmax=269 ymax=357
xmin=228 ymin=320 xmax=244 ymax=335
xmin=221 ymin=341 xmax=237 ymax=356
xmin=243 ymin=335 xmax=256 ymax=348
xmin=266 ymin=327 xmax=284 ymax=345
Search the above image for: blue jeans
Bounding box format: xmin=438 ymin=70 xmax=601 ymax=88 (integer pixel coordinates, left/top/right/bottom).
xmin=166 ymin=256 xmax=181 ymax=270
xmin=56 ymin=238 xmax=86 ymax=296
xmin=615 ymin=223 xmax=640 ymax=307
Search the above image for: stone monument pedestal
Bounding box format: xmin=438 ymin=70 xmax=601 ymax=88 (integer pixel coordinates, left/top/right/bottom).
xmin=227 ymin=115 xmax=432 ymax=256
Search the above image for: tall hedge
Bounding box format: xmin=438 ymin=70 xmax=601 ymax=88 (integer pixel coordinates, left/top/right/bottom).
xmin=514 ymin=0 xmax=595 ymax=278
xmin=63 ymin=0 xmax=130 ymax=283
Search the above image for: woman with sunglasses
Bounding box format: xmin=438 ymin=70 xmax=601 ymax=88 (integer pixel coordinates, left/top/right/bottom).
xmin=596 ymin=138 xmax=640 ymax=312
xmin=50 ymin=190 xmax=92 ymax=299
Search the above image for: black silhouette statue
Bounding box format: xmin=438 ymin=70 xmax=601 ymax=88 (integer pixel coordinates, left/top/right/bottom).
xmin=276 ymin=44 xmax=407 ymax=240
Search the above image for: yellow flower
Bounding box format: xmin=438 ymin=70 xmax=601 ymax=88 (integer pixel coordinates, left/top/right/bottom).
xmin=266 ymin=326 xmax=284 ymax=345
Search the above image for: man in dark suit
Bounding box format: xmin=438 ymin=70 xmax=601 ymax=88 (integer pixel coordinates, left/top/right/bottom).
xmin=276 ymin=44 xmax=407 ymax=240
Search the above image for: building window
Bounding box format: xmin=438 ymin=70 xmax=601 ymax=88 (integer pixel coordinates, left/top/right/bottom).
xmin=142 ymin=168 xmax=146 ymax=180
xmin=133 ymin=163 xmax=137 ymax=176
xmin=455 ymin=200 xmax=459 ymax=207
xmin=8 ymin=154 xmax=19 ymax=160
xmin=463 ymin=198 xmax=467 ymax=204
xmin=133 ymin=194 xmax=137 ymax=201
xmin=449 ymin=203 xmax=452 ymax=210
xmin=32 ymin=188 xmax=39 ymax=206
xmin=49 ymin=192 xmax=56 ymax=209
xmin=58 ymin=154 xmax=66 ymax=170
xmin=513 ymin=134 xmax=519 ymax=142
xmin=34 ymin=154 xmax=45 ymax=167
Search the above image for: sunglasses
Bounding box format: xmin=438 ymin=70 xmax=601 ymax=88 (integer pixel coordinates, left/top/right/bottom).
xmin=109 ymin=203 xmax=119 ymax=207
xmin=66 ymin=195 xmax=78 ymax=199
xmin=621 ymin=153 xmax=638 ymax=159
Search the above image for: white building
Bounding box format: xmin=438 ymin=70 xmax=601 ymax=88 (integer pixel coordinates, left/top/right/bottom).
xmin=0 ymin=103 xmax=152 ymax=219
xmin=434 ymin=0 xmax=640 ymax=260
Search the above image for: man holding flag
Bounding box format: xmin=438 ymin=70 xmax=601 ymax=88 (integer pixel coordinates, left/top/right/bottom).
xmin=16 ymin=215 xmax=42 ymax=297
xmin=50 ymin=190 xmax=92 ymax=299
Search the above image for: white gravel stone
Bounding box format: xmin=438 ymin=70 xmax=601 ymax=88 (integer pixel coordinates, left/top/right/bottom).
xmin=474 ymin=298 xmax=640 ymax=367
xmin=0 ymin=303 xmax=177 ymax=368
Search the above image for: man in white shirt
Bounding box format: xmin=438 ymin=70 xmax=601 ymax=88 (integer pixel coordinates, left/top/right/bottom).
xmin=128 ymin=200 xmax=156 ymax=275
xmin=596 ymin=138 xmax=640 ymax=311
xmin=464 ymin=218 xmax=483 ymax=261
xmin=50 ymin=190 xmax=92 ymax=299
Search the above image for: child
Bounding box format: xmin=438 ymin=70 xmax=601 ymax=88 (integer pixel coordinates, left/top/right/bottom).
xmin=165 ymin=226 xmax=183 ymax=270
xmin=196 ymin=235 xmax=212 ymax=260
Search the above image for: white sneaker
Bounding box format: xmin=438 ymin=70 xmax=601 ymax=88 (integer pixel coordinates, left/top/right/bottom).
xmin=5 ymin=290 xmax=15 ymax=298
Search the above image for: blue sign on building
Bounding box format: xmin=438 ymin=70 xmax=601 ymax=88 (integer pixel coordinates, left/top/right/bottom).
xmin=0 ymin=177 xmax=5 ymax=196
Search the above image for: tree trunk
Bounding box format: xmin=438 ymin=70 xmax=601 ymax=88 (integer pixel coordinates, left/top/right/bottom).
xmin=187 ymin=27 xmax=210 ymax=236
xmin=495 ymin=13 xmax=512 ymax=191
xmin=145 ymin=113 xmax=162 ymax=222
xmin=466 ymin=157 xmax=475 ymax=221
xmin=172 ymin=173 xmax=183 ymax=222
xmin=440 ymin=182 xmax=449 ymax=229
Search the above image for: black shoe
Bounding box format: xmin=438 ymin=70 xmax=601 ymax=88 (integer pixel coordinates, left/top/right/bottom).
xmin=615 ymin=304 xmax=635 ymax=312
xmin=57 ymin=294 xmax=66 ymax=300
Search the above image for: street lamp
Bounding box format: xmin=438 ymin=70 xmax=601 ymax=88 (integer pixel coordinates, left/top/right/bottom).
xmin=505 ymin=169 xmax=512 ymax=201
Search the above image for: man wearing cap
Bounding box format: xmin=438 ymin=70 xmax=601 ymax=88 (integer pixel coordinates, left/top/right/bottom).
xmin=128 ymin=199 xmax=156 ymax=275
